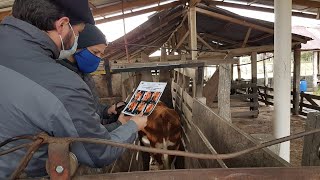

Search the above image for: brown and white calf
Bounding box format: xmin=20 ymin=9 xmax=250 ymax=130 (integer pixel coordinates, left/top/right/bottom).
xmin=139 ymin=102 xmax=182 ymax=170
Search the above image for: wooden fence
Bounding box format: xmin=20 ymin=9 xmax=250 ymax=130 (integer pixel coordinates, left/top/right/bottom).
xmin=172 ymin=68 xmax=290 ymax=169
xmin=230 ymin=81 xmax=259 ymax=118
xmin=257 ymin=86 xmax=320 ymax=116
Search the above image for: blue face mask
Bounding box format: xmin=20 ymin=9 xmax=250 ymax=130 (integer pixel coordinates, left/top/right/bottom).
xmin=74 ymin=48 xmax=101 ymax=73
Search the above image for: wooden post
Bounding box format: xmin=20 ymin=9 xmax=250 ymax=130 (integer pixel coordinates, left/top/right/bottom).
xmin=262 ymin=53 xmax=269 ymax=106
xmin=293 ymin=45 xmax=301 ymax=115
xmin=251 ymin=52 xmax=259 ymax=115
xmin=137 ymin=52 xmax=153 ymax=82
xmin=231 ymin=64 xmax=234 ymax=81
xmin=159 ymin=47 xmax=173 ymax=108
xmin=195 ymin=66 xmax=204 ymax=97
xmin=302 ymin=112 xmax=320 ymax=166
xmin=218 ymin=64 xmax=231 ymax=122
xmin=104 ymin=58 xmax=113 ymax=96
xmin=263 ymin=53 xmax=268 ymax=87
xmin=318 ymin=51 xmax=320 ymax=77
xmin=313 ymin=51 xmax=318 ymax=92
xmin=237 ymin=61 xmax=241 ymax=80
xmin=203 ymin=69 xmax=219 ymax=107
xmin=299 ymin=92 xmax=304 ymax=115
xmin=189 ymin=7 xmax=197 ymax=60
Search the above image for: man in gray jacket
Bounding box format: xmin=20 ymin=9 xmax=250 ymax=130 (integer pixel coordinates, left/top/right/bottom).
xmin=0 ymin=0 xmax=147 ymax=178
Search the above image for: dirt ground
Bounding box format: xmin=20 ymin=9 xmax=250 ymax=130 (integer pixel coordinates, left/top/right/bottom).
xmin=231 ymin=103 xmax=306 ymax=167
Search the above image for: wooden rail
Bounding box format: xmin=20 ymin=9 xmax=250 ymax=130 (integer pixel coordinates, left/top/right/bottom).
xmin=299 ymin=92 xmax=320 ymax=116
xmin=230 ymin=81 xmax=259 ymax=118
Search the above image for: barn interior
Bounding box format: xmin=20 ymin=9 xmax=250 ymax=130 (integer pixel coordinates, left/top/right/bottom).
xmin=1 ymin=0 xmax=320 ymax=179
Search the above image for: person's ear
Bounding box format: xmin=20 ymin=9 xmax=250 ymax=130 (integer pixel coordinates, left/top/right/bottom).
xmin=54 ymin=17 xmax=70 ymax=35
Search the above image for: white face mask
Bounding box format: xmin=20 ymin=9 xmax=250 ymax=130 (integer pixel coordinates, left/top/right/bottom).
xmin=58 ymin=23 xmax=78 ymax=59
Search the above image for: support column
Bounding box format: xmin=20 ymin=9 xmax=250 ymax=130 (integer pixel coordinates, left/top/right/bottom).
xmin=237 ymin=61 xmax=241 ymax=80
xmin=160 ymin=46 xmax=173 ymax=108
xmin=313 ymin=51 xmax=318 ymax=92
xmin=293 ymin=45 xmax=301 ymax=115
xmin=218 ymin=64 xmax=231 ymax=122
xmin=262 ymin=53 xmax=269 ymax=87
xmin=251 ymin=52 xmax=258 ymax=114
xmin=189 ymin=7 xmax=197 ymax=60
xmin=273 ymin=0 xmax=292 ymax=162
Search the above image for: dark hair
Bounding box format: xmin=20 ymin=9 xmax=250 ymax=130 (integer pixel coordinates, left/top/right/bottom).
xmin=12 ymin=0 xmax=65 ymax=31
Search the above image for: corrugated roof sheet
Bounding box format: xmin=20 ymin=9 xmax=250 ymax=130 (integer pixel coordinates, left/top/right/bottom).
xmin=293 ymin=26 xmax=320 ymax=50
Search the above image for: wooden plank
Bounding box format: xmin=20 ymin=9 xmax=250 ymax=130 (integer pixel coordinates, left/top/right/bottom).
xmin=203 ymin=69 xmax=219 ymax=107
xmin=188 ymin=120 xmax=228 ymax=168
xmin=231 ymin=93 xmax=258 ymax=99
xmin=183 ymin=90 xmax=194 ymax=109
xmin=257 ymin=85 xmax=274 ymax=91
xmin=258 ymin=92 xmax=274 ymax=99
xmin=301 ymin=103 xmax=320 ymax=111
xmin=232 ymin=83 xmax=257 ymax=89
xmin=302 ymin=112 xmax=320 ymax=166
xmin=231 ymin=102 xmax=259 ymax=108
xmin=305 ymin=97 xmax=319 ymax=106
xmin=194 ymin=66 xmax=204 ymax=97
xmin=192 ymin=99 xmax=290 ymax=167
xmin=231 ymin=110 xmax=259 ymax=118
xmin=304 ymin=96 xmax=318 ymax=107
xmin=258 ymin=98 xmax=274 ymax=106
xmin=299 ymin=111 xmax=308 ymax=116
xmin=182 ymin=102 xmax=193 ymax=123
xmin=176 ymin=68 xmax=196 ymax=79
xmin=180 ymin=111 xmax=226 ymax=169
xmin=171 ymin=31 xmax=190 ymax=54
xmin=242 ymin=27 xmax=252 ymax=48
xmin=197 ymin=34 xmax=216 ymax=51
xmin=302 ymin=93 xmax=320 ymax=101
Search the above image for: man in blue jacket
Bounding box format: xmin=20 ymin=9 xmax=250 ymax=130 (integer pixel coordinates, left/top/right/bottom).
xmin=0 ymin=0 xmax=147 ymax=178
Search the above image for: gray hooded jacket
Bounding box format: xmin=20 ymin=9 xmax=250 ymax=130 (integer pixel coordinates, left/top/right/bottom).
xmin=0 ymin=16 xmax=137 ymax=178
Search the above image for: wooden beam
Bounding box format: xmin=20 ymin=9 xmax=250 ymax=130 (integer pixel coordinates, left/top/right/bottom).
xmin=293 ymin=0 xmax=320 ymax=8
xmin=95 ymin=1 xmax=181 ymax=24
xmin=171 ymin=31 xmax=190 ymax=54
xmin=209 ymin=1 xmax=318 ymax=19
xmin=242 ymin=27 xmax=252 ymax=48
xmin=189 ymin=7 xmax=198 ymax=60
xmin=190 ymin=0 xmax=202 ymax=7
xmin=203 ymin=33 xmax=238 ymax=45
xmin=196 ymin=7 xmax=307 ymax=43
xmin=167 ymin=13 xmax=188 ymax=47
xmin=92 ymin=0 xmax=161 ymax=17
xmin=197 ymin=34 xmax=216 ymax=51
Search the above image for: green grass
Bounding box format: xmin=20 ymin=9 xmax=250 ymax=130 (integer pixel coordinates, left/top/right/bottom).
xmin=313 ymin=86 xmax=320 ymax=96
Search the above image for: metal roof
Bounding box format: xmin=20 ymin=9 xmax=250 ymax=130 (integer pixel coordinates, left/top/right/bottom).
xmin=105 ymin=4 xmax=312 ymax=61
xmin=293 ymin=26 xmax=320 ymax=50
